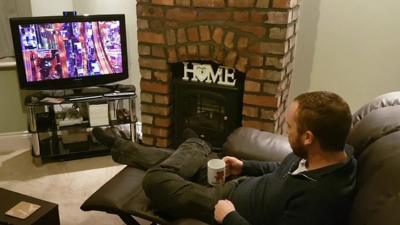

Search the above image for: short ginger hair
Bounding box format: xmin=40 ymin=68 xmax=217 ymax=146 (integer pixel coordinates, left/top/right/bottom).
xmin=294 ymin=91 xmax=352 ymax=151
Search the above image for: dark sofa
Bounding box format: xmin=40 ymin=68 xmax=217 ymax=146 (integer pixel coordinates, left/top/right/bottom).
xmin=81 ymin=92 xmax=400 ymax=225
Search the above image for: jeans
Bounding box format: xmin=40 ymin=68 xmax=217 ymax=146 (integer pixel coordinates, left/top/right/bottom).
xmin=111 ymin=137 xmax=241 ymax=224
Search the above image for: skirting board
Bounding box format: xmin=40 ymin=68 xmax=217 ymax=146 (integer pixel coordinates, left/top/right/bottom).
xmin=0 ymin=131 xmax=31 ymax=153
xmin=0 ymin=57 xmax=16 ymax=68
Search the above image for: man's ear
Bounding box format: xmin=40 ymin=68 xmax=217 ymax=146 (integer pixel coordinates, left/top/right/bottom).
xmin=303 ymin=131 xmax=314 ymax=146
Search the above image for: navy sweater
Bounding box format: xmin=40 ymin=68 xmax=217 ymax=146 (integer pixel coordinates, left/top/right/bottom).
xmin=223 ymin=153 xmax=357 ymax=225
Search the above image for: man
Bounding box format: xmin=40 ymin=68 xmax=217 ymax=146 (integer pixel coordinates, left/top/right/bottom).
xmin=93 ymin=91 xmax=356 ymax=225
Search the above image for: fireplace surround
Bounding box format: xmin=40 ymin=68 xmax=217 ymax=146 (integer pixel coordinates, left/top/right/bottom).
xmin=137 ymin=0 xmax=300 ymax=147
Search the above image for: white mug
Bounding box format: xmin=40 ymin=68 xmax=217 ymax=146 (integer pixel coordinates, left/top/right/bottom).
xmin=207 ymin=159 xmax=226 ymax=185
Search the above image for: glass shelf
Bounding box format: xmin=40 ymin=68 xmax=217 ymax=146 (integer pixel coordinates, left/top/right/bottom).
xmin=25 ymin=91 xmax=137 ymax=165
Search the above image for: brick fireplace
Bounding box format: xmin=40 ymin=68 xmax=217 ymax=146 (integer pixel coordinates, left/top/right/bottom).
xmin=137 ymin=0 xmax=300 ymax=147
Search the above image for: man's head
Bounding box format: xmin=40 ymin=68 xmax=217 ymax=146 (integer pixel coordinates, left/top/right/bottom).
xmin=286 ymin=91 xmax=352 ymax=158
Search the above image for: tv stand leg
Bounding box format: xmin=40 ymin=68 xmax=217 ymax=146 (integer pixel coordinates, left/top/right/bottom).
xmin=32 ymin=155 xmax=42 ymax=167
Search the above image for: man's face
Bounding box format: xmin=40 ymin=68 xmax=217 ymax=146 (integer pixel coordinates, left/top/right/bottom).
xmin=286 ymin=102 xmax=308 ymax=159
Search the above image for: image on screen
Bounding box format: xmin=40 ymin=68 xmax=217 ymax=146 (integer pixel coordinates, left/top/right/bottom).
xmin=18 ymin=21 xmax=123 ymax=82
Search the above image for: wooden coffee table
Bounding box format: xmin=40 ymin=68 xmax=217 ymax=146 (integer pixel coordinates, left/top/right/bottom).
xmin=0 ymin=188 xmax=60 ymax=225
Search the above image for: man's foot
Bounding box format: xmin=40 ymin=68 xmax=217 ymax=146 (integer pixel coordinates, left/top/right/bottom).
xmin=92 ymin=127 xmax=117 ymax=148
xmin=182 ymin=128 xmax=199 ymax=140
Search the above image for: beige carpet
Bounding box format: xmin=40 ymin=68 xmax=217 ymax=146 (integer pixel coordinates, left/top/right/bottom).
xmin=0 ymin=147 xmax=151 ymax=225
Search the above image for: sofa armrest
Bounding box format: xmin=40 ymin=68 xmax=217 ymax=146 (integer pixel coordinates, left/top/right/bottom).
xmin=222 ymin=127 xmax=292 ymax=162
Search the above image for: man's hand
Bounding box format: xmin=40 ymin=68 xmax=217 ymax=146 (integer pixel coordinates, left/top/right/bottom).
xmin=214 ymin=200 xmax=236 ymax=224
xmin=223 ymin=156 xmax=243 ymax=177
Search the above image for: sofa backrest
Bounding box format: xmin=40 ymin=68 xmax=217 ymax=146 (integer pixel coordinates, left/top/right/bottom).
xmin=222 ymin=127 xmax=291 ymax=162
xmin=352 ymin=91 xmax=400 ymax=127
xmin=347 ymin=92 xmax=400 ymax=225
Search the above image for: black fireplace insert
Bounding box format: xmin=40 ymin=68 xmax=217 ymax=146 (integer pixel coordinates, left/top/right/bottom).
xmin=172 ymin=61 xmax=244 ymax=148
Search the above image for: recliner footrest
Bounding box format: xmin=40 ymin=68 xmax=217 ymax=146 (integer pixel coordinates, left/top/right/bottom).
xmin=81 ymin=166 xmax=208 ymax=225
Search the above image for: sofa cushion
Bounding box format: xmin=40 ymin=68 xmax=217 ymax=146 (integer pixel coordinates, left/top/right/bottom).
xmin=222 ymin=127 xmax=291 ymax=162
xmin=352 ymin=91 xmax=400 ymax=126
xmin=350 ymin=131 xmax=400 ymax=225
xmin=347 ymin=105 xmax=400 ymax=157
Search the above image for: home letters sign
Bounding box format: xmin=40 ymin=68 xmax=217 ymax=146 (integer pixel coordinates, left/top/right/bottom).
xmin=182 ymin=62 xmax=237 ymax=86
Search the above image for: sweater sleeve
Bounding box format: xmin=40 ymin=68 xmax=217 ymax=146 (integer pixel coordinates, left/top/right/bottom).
xmin=222 ymin=211 xmax=251 ymax=225
xmin=241 ymin=160 xmax=280 ymax=176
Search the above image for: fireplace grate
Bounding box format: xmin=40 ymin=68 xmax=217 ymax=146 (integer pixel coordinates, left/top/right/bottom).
xmin=184 ymin=92 xmax=226 ymax=133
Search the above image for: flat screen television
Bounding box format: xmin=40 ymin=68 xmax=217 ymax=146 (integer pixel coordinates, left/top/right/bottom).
xmin=10 ymin=14 xmax=128 ymax=90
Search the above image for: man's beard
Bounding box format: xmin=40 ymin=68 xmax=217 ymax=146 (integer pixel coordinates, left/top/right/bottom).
xmin=290 ymin=135 xmax=308 ymax=159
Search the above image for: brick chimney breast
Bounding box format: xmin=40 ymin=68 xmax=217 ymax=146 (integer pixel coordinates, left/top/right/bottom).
xmin=137 ymin=0 xmax=300 ymax=147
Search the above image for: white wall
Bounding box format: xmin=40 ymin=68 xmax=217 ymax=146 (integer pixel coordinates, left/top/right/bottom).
xmin=16 ymin=0 xmax=32 ymax=17
xmin=291 ymin=0 xmax=400 ymax=112
xmin=30 ymin=0 xmax=73 ymax=16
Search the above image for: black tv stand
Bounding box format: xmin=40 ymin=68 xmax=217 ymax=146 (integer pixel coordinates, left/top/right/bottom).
xmin=25 ymin=85 xmax=137 ymax=166
xmin=38 ymin=85 xmax=136 ymax=99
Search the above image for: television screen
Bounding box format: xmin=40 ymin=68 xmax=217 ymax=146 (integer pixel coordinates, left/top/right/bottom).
xmin=10 ymin=14 xmax=128 ymax=90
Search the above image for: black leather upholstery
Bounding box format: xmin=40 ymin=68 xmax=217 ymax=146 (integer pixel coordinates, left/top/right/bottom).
xmin=81 ymin=166 xmax=170 ymax=224
xmin=347 ymin=105 xmax=400 ymax=157
xmin=352 ymin=91 xmax=400 ymax=126
xmin=347 ymin=92 xmax=400 ymax=225
xmin=82 ymin=92 xmax=400 ymax=225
